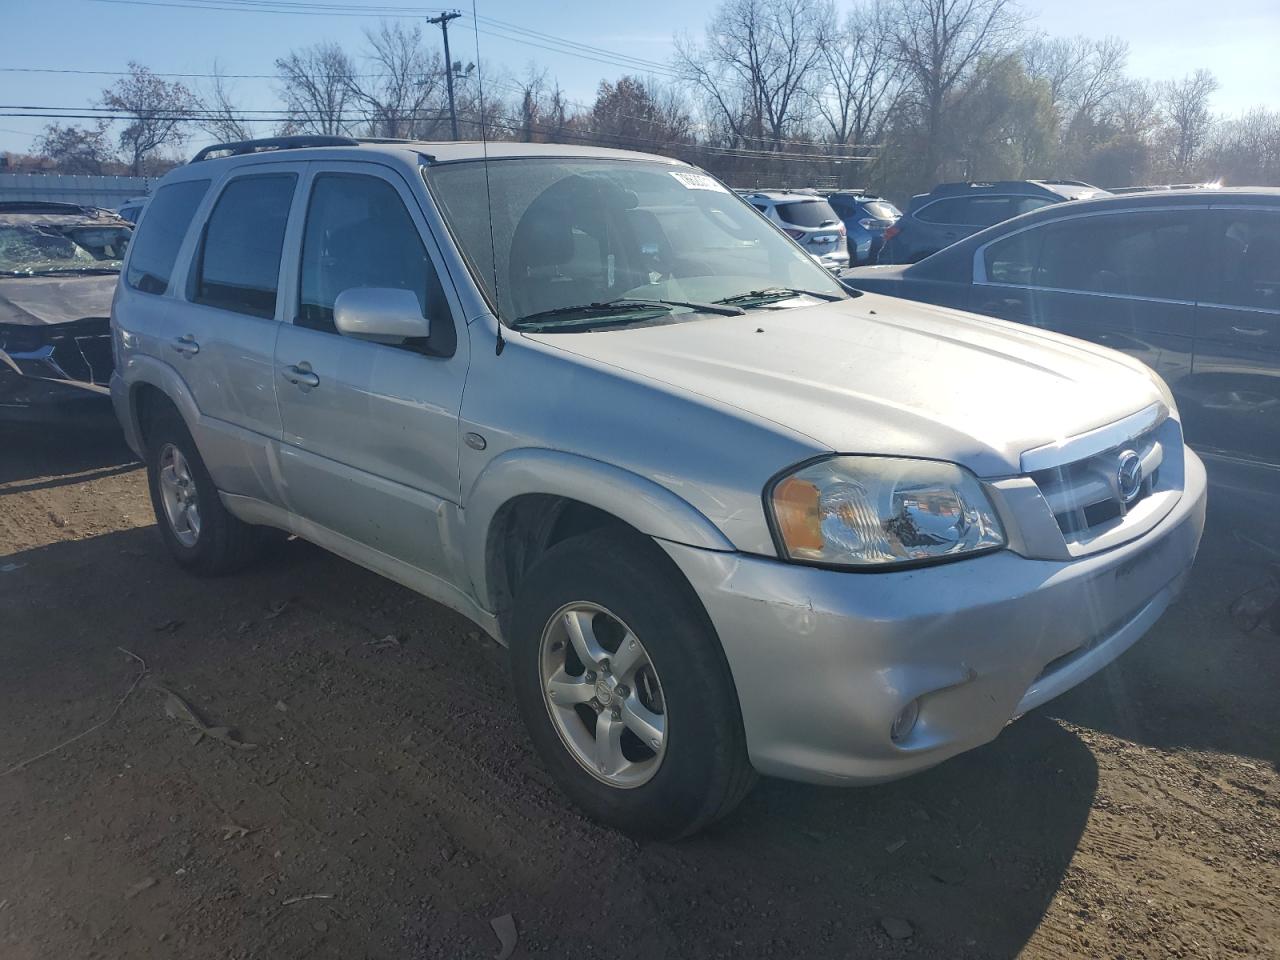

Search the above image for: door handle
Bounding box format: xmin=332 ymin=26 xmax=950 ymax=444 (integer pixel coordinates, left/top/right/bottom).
xmin=1230 ymin=325 xmax=1269 ymax=337
xmin=282 ymin=363 xmax=320 ymax=389
xmin=171 ymin=334 xmax=200 ymax=356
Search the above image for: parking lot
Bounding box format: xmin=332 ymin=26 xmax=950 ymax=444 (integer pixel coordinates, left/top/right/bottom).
xmin=0 ymin=421 xmax=1277 ymax=959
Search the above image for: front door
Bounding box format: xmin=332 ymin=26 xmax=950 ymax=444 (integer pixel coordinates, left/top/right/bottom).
xmin=272 ymin=162 xmax=470 ymax=578
xmin=1190 ymin=207 xmax=1280 ymax=466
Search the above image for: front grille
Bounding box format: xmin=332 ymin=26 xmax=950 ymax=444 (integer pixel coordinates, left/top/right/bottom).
xmin=1029 ymin=425 xmax=1166 ymax=541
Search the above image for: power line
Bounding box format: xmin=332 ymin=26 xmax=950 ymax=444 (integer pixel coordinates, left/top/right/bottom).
xmin=0 ymin=107 xmax=878 ymax=162
xmin=85 ymin=0 xmax=680 ymax=76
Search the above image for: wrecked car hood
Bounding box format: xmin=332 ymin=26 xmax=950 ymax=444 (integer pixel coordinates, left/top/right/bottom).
xmin=0 ymin=274 xmax=119 ymax=326
xmin=524 ymin=292 xmax=1165 ymax=477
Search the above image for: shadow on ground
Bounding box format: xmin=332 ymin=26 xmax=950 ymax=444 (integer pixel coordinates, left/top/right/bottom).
xmin=0 ymin=420 xmax=136 ymax=488
xmin=0 ymin=524 xmax=1097 ymax=959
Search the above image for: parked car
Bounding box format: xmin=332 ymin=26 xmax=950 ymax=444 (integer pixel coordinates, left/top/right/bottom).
xmin=111 ymin=136 xmax=1205 ymax=839
xmin=878 ymin=179 xmax=1109 ymax=264
xmin=117 ymin=195 xmax=150 ymax=224
xmin=844 ymin=188 xmax=1280 ymax=469
xmin=826 ymin=191 xmax=901 ymax=264
xmin=743 ymin=191 xmax=850 ymax=270
xmin=0 ymin=201 xmax=132 ymax=420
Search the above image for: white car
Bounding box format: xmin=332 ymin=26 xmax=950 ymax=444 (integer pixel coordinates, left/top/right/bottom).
xmin=744 ymin=190 xmax=850 ymax=269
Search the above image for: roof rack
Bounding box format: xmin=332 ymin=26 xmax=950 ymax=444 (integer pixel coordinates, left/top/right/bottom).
xmin=190 ymin=135 xmax=360 ymax=163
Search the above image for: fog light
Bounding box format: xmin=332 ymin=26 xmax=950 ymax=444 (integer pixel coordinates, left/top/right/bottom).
xmin=890 ymin=699 xmax=920 ymax=743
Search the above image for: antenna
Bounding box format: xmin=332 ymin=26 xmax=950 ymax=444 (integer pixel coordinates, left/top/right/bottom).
xmin=469 ymin=2 xmax=504 ymax=356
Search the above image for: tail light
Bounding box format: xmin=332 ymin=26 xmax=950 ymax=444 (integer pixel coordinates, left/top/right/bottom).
xmin=838 ymin=223 xmax=847 ymax=237
xmin=883 ymin=224 xmax=900 ymax=240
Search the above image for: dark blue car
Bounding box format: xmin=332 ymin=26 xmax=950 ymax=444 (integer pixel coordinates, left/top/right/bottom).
xmin=826 ymin=192 xmax=901 ymax=265
xmin=844 ymin=188 xmax=1280 ymax=469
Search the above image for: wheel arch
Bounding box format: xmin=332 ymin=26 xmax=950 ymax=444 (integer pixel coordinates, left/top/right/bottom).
xmin=464 ymin=449 xmax=735 ymax=626
xmin=121 ymin=356 xmax=202 ymax=455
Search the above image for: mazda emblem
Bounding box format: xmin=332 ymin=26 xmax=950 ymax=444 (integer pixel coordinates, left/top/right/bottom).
xmin=1116 ymin=450 xmax=1143 ymax=504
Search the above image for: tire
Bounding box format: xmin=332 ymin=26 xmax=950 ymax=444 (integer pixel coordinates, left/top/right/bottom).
xmin=144 ymin=409 xmax=264 ymax=576
xmin=509 ymin=528 xmax=755 ymax=839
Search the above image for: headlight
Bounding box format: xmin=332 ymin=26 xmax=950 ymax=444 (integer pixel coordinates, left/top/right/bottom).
xmin=768 ymin=456 xmax=1005 ymax=568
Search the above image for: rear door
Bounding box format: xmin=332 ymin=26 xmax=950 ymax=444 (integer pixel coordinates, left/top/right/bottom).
xmin=165 ymin=165 xmax=300 ymax=503
xmin=272 ymin=161 xmax=469 ymax=578
xmin=973 ymin=207 xmax=1202 ymax=410
xmin=1190 ymin=206 xmax=1280 ymax=465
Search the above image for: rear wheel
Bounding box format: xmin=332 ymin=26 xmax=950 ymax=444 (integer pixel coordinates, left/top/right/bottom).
xmin=144 ymin=411 xmax=265 ymax=575
xmin=509 ymin=529 xmax=755 ymax=839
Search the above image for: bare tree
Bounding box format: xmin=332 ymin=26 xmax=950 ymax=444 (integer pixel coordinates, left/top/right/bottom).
xmin=589 ymin=76 xmax=694 ymax=150
xmin=197 ymin=63 xmax=256 ymax=144
xmin=676 ymin=0 xmax=831 ymax=150
xmin=1161 ymin=68 xmax=1219 ymax=177
xmin=512 ymin=65 xmax=549 ymax=142
xmin=99 ymin=63 xmax=197 ymax=175
xmin=1104 ymin=78 xmax=1160 ymax=138
xmin=1025 ymin=34 xmax=1128 ymax=143
xmin=1208 ymin=108 xmax=1280 ymax=185
xmin=346 ymin=22 xmax=443 ymax=139
xmin=887 ymin=0 xmax=1024 ymax=182
xmin=34 ymin=123 xmax=113 ymax=174
xmin=812 ymin=1 xmax=901 ymax=148
xmin=276 ymin=42 xmax=357 ymax=136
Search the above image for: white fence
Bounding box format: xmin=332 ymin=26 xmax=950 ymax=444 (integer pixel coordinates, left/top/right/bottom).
xmin=0 ymin=173 xmax=158 ymax=209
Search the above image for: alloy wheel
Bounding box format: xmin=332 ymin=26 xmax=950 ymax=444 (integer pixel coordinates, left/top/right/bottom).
xmin=157 ymin=442 xmax=201 ymax=548
xmin=539 ymin=602 xmax=667 ymax=788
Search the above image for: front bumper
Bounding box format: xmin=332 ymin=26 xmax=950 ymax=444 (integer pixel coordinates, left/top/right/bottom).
xmin=661 ymin=448 xmax=1207 ymax=785
xmin=0 ymin=363 xmax=113 ymax=422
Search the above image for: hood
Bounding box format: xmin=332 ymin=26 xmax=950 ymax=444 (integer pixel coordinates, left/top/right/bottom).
xmin=0 ymin=274 xmax=119 ymax=326
xmin=840 ymin=263 xmax=909 ymax=292
xmin=523 ymin=294 xmax=1164 ymax=477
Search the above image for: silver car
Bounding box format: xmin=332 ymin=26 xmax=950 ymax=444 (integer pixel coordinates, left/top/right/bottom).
xmin=110 ymin=137 xmax=1206 ymax=839
xmin=744 ymin=190 xmax=850 ymax=270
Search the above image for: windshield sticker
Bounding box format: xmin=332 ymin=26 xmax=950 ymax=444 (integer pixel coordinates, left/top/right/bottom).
xmin=670 ymin=171 xmax=728 ymax=193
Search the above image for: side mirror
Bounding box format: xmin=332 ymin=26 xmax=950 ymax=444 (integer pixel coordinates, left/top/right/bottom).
xmin=333 ymin=287 xmax=431 ymax=343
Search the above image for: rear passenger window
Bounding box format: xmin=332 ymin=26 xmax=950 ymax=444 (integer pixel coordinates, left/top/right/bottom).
xmin=1214 ymin=213 xmax=1280 ymax=311
xmin=915 ymin=198 xmax=969 ymax=225
xmin=967 ymin=196 xmax=1013 ymax=227
xmin=297 ymin=173 xmax=455 ymax=356
xmin=193 ymin=174 xmax=296 ymax=318
xmin=125 ymin=179 xmax=209 ymax=294
xmin=1035 ymin=212 xmax=1198 ymax=301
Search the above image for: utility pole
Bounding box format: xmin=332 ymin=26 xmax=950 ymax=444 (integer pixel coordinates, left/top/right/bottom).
xmin=427 ymin=11 xmax=462 ymax=141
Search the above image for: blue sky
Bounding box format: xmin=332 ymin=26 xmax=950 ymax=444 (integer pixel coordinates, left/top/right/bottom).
xmin=4 ymin=0 xmax=1279 ymax=157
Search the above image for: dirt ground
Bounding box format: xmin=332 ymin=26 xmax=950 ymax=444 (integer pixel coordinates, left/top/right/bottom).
xmin=0 ymin=421 xmax=1277 ymax=960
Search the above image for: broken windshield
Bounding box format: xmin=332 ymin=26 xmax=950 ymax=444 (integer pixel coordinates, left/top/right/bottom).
xmin=0 ymin=223 xmax=132 ymax=276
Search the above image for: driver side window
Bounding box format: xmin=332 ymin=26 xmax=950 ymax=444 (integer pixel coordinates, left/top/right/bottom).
xmin=298 ymin=173 xmax=455 ymax=355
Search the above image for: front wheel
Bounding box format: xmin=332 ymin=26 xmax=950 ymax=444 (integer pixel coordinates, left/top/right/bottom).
xmin=509 ymin=529 xmax=755 ymax=839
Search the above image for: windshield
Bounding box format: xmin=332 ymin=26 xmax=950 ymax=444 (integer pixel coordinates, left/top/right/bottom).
xmin=425 ymin=158 xmax=844 ymax=327
xmin=0 ymin=222 xmax=132 ymax=276
xmin=775 ymin=199 xmax=841 ymax=228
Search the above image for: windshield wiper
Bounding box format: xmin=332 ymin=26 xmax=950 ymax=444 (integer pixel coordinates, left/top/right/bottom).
xmin=3 ymin=266 xmax=121 ymax=277
xmin=715 ymin=287 xmax=845 ymax=307
xmin=512 ymin=297 xmax=744 ymax=331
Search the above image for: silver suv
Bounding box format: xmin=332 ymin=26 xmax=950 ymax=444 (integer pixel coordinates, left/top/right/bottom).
xmin=745 ymin=191 xmax=850 ymax=269
xmin=111 ymin=137 xmax=1206 ymax=839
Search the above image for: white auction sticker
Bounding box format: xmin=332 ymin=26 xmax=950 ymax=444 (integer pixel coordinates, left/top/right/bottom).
xmin=670 ymin=171 xmax=728 ymax=192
